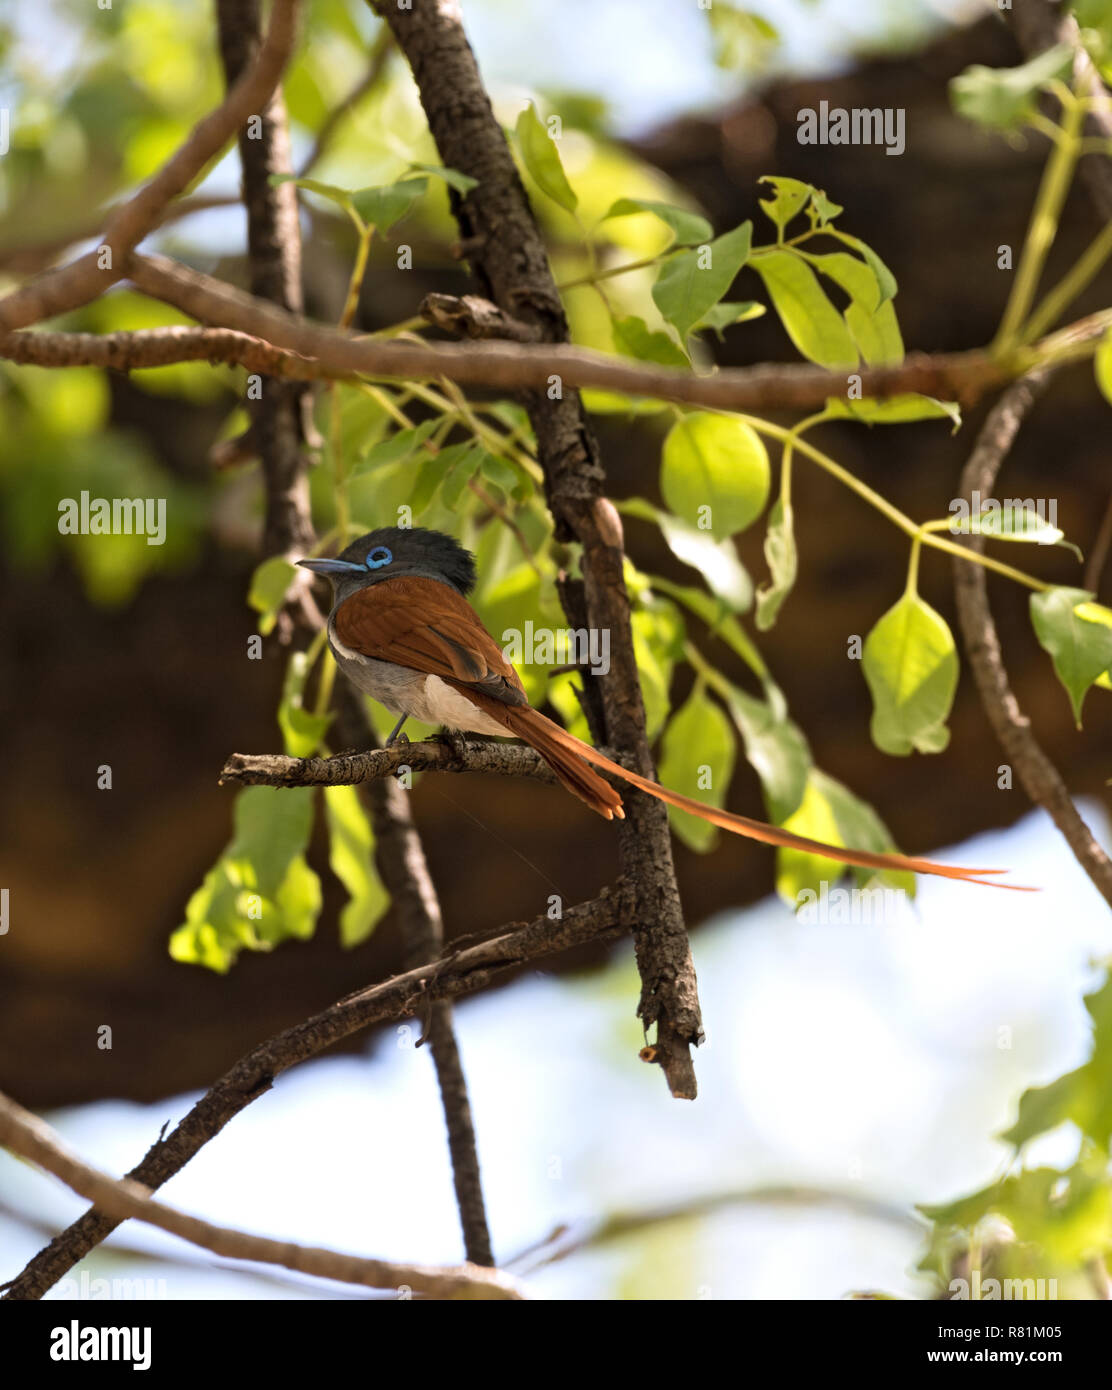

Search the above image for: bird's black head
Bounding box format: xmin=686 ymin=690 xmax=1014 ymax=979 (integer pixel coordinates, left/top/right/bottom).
xmin=297 ymin=526 xmax=477 ymax=604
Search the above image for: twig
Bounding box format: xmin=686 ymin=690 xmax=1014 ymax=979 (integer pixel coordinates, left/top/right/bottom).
xmin=951 ymin=370 xmax=1112 ymax=906
xmin=1009 ymin=0 xmax=1112 ymax=221
xmin=0 ymin=885 xmax=626 ymax=1299
xmin=334 ymin=689 xmax=494 ymax=1267
xmin=0 ymin=0 xmax=302 ymax=331
xmin=0 ymin=1092 xmax=520 ymax=1300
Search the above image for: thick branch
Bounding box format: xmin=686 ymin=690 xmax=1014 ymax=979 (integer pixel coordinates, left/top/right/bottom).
xmin=0 ymin=1093 xmax=520 ymax=1300
xmin=374 ymin=0 xmax=704 ymax=1095
xmin=952 ymin=370 xmax=1112 ymax=906
xmin=0 ymin=886 xmax=625 ymax=1299
xmin=122 ymin=251 xmax=1003 ymax=412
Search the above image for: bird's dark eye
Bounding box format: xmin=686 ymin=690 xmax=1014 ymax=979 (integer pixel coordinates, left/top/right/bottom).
xmin=366 ymin=546 xmax=393 ymax=569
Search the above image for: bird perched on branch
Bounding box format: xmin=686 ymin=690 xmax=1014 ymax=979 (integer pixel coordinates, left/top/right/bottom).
xmin=299 ymin=527 xmax=1025 ymax=890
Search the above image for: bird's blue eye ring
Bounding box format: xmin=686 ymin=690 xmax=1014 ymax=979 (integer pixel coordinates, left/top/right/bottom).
xmin=366 ymin=546 xmax=393 ymax=569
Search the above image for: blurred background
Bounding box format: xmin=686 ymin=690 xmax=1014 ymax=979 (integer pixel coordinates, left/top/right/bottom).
xmin=2 ymin=0 xmax=1111 ymax=1298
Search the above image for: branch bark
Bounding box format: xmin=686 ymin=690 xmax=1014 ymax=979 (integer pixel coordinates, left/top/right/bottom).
xmin=952 ymin=370 xmax=1112 ymax=906
xmin=373 ymin=0 xmax=702 ymax=1096
xmin=0 ymin=1093 xmax=520 ymax=1300
xmin=216 ymin=0 xmax=313 ymax=559
xmin=119 ymin=250 xmax=1007 ymax=411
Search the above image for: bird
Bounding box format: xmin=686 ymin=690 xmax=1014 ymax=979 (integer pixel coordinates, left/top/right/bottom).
xmin=298 ymin=526 xmax=1025 ymax=890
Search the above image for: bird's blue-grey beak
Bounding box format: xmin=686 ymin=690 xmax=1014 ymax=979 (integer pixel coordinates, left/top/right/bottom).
xmin=297 ymin=557 xmax=365 ymax=575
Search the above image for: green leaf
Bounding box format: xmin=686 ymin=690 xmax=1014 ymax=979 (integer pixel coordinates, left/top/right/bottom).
xmin=950 ymin=44 xmax=1074 ymax=131
xmin=724 ymin=683 xmax=810 ymax=822
xmin=516 ymin=102 xmax=578 ymax=214
xmin=810 ymin=189 xmax=843 ymax=225
xmin=439 ymin=442 xmax=481 ymax=509
xmin=405 ymin=163 xmax=478 ymax=194
xmin=751 ymin=249 xmax=859 ymax=368
xmin=350 ymin=177 xmax=427 ymax=231
xmin=476 ymin=447 xmax=532 ymax=503
xmin=621 ymin=497 xmax=752 ymax=609
xmin=824 ymin=394 xmax=961 ymax=429
xmin=660 ymin=410 xmax=770 ymax=540
xmin=324 ymin=785 xmax=390 ymax=947
xmin=845 ymin=298 xmax=904 ymax=367
xmin=350 ymin=420 xmax=439 ymax=477
xmin=610 ymin=313 xmax=690 ymax=368
xmin=169 ymin=787 xmax=321 ymax=972
xmin=949 ymin=503 xmax=1081 ymax=559
xmin=757 ymin=175 xmax=813 ymax=232
xmin=776 ymin=768 xmax=913 ymax=901
xmin=690 ymin=301 xmax=766 ymax=339
xmin=801 ymin=251 xmax=880 ymax=312
xmin=1030 ymin=587 xmax=1112 ymax=726
xmin=1096 ymin=328 xmax=1112 ymax=407
xmin=829 ymin=230 xmax=897 ymax=304
xmin=604 ymin=197 xmax=712 ymax=247
xmin=278 ymin=649 xmax=332 ymax=758
xmin=755 ymin=495 xmax=797 ymax=630
xmin=863 ymin=593 xmax=959 ymax=755
xmin=656 ymin=686 xmax=737 ymax=851
xmin=651 ymin=221 xmax=752 ymax=340
xmin=248 ymin=555 xmax=297 ymax=636
xmin=270 ymin=174 xmax=352 ymax=212
xmin=647 ymin=572 xmax=765 ymax=675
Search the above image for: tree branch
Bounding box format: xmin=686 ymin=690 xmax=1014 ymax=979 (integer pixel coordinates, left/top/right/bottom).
xmin=0 ymin=1092 xmax=520 ymax=1300
xmin=333 ymin=690 xmax=494 ymax=1268
xmin=372 ymin=0 xmax=705 ymax=1094
xmin=121 ymin=250 xmax=1006 ymax=412
xmin=951 ymin=370 xmax=1112 ymax=906
xmin=0 ymin=886 xmax=626 ymax=1299
xmin=216 ymin=0 xmax=313 ymax=559
xmin=0 ymin=0 xmax=302 ymax=331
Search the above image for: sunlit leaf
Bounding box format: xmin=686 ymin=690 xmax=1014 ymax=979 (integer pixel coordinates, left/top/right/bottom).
xmin=863 ymin=593 xmax=959 ymax=755
xmin=651 ymin=221 xmax=752 ymax=340
xmin=660 ymin=410 xmax=770 ymax=541
xmin=1030 ymin=587 xmax=1112 ymax=726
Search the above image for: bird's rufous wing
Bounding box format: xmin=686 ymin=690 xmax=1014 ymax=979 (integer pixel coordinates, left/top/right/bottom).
xmin=332 ymin=575 xmax=527 ymax=706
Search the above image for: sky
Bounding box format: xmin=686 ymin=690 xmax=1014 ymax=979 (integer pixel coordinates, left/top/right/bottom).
xmin=2 ymin=804 xmax=1109 ymax=1300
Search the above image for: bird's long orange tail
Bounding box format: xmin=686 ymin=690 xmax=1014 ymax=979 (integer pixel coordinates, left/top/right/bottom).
xmin=475 ymin=699 xmax=1033 ymax=892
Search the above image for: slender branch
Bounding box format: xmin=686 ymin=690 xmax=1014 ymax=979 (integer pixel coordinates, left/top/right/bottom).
xmin=951 ymin=370 xmax=1112 ymax=907
xmin=0 ymin=1092 xmax=520 ymax=1301
xmin=334 ymin=690 xmax=494 ymax=1267
xmin=0 ymin=0 xmax=302 ymax=331
xmin=216 ymin=0 xmax=313 ymax=559
xmin=222 ymin=737 xmax=565 ymax=788
xmin=0 ymin=885 xmax=626 ymax=1299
